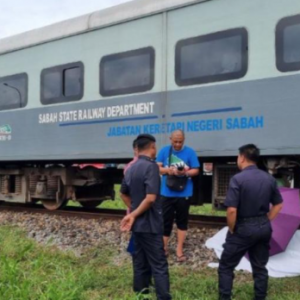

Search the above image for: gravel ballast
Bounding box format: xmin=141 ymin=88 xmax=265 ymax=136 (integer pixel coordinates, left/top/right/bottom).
xmin=0 ymin=211 xmax=220 ymax=268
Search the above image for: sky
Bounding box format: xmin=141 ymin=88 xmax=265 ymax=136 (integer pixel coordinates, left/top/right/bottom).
xmin=0 ymin=0 xmax=131 ymax=39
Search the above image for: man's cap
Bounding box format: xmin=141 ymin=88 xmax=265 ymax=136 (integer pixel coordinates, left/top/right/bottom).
xmin=136 ymin=134 xmax=156 ymax=142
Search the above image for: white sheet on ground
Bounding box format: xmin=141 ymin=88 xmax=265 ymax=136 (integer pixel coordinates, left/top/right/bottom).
xmin=205 ymin=227 xmax=300 ymax=278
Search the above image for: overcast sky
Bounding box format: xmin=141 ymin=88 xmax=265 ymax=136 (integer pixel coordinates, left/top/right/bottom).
xmin=0 ymin=0 xmax=131 ymax=39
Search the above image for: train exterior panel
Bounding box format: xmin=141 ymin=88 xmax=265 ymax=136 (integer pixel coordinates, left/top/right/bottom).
xmin=1 ymin=74 xmax=299 ymax=160
xmin=0 ymin=0 xmax=300 ymax=208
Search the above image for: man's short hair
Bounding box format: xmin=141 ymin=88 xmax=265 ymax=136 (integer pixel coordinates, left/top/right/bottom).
xmin=135 ymin=134 xmax=156 ymax=151
xmin=132 ymin=138 xmax=138 ymax=149
xmin=239 ymin=144 xmax=260 ymax=163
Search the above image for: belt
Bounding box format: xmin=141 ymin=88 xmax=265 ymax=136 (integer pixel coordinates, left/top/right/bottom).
xmin=237 ymin=215 xmax=268 ymax=223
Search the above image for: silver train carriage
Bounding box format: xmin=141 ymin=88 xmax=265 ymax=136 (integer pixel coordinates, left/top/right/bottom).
xmin=0 ymin=0 xmax=299 ymax=209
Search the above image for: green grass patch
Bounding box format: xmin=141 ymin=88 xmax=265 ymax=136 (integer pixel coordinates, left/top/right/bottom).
xmin=189 ymin=204 xmax=226 ymax=216
xmin=69 ymin=185 xmax=226 ymax=216
xmin=0 ymin=226 xmax=299 ymax=299
xmin=0 ymin=227 xmax=85 ymax=299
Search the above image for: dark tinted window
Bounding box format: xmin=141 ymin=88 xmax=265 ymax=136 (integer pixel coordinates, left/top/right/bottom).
xmin=0 ymin=73 xmax=28 ymax=111
xmin=43 ymin=71 xmax=61 ymax=100
xmin=41 ymin=62 xmax=83 ymax=105
xmin=64 ymin=67 xmax=81 ymax=97
xmin=276 ymin=15 xmax=300 ymax=72
xmin=100 ymin=47 xmax=155 ymax=97
xmin=175 ymin=28 xmax=248 ymax=86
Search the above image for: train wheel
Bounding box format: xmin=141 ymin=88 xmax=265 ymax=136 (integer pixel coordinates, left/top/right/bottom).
xmin=42 ymin=199 xmax=68 ymax=210
xmin=80 ymin=200 xmax=102 ymax=208
xmin=41 ymin=177 xmax=68 ymax=210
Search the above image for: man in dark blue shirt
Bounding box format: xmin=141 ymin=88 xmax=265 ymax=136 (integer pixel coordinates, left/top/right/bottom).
xmin=120 ymin=134 xmax=171 ymax=300
xmin=218 ymin=144 xmax=283 ymax=300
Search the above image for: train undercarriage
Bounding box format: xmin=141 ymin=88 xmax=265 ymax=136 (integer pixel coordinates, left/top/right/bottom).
xmin=0 ymin=156 xmax=298 ymax=210
xmin=0 ymin=164 xmax=122 ymax=210
xmin=211 ymin=156 xmax=300 ymax=208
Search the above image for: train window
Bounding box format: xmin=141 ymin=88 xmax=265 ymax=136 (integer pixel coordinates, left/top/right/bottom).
xmin=276 ymin=15 xmax=300 ymax=72
xmin=41 ymin=62 xmax=84 ymax=105
xmin=100 ymin=47 xmax=155 ymax=97
xmin=0 ymin=73 xmax=28 ymax=111
xmin=43 ymin=71 xmax=61 ymax=100
xmin=175 ymin=28 xmax=248 ymax=86
xmin=64 ymin=67 xmax=82 ymax=97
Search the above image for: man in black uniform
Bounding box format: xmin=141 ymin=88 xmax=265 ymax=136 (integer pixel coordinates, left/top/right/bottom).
xmin=218 ymin=144 xmax=283 ymax=300
xmin=120 ymin=134 xmax=171 ymax=300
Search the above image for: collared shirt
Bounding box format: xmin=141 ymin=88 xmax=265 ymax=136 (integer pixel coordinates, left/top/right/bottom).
xmin=123 ymin=156 xmax=138 ymax=175
xmin=120 ymin=155 xmax=163 ymax=234
xmin=156 ymin=145 xmax=200 ymax=197
xmin=225 ymin=165 xmax=283 ymax=218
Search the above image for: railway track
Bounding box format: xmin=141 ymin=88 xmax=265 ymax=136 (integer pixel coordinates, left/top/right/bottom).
xmin=0 ymin=203 xmax=227 ymax=228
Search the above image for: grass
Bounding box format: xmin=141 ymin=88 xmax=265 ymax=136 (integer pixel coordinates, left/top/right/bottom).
xmin=69 ymin=185 xmax=226 ymax=217
xmin=189 ymin=204 xmax=226 ymax=216
xmin=0 ymin=226 xmax=85 ymax=300
xmin=0 ymin=226 xmax=299 ymax=299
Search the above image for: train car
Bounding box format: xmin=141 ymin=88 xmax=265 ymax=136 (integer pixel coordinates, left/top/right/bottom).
xmin=0 ymin=0 xmax=300 ymax=209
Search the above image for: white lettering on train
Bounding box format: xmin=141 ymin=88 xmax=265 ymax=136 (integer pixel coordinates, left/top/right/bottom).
xmin=38 ymin=102 xmax=155 ymax=124
xmin=39 ymin=113 xmax=58 ymax=124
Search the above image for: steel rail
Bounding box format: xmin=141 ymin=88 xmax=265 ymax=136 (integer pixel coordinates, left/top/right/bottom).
xmin=0 ymin=203 xmax=226 ymax=228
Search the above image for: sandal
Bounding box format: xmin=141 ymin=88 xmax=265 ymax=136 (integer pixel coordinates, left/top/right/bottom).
xmin=176 ymin=255 xmax=187 ymax=262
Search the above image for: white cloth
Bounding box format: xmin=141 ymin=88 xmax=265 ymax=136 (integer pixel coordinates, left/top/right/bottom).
xmin=205 ymin=227 xmax=300 ymax=278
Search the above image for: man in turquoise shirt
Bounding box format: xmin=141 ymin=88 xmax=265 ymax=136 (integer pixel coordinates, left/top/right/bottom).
xmin=157 ymin=130 xmax=200 ymax=262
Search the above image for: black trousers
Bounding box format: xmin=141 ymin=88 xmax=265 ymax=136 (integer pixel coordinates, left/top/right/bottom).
xmin=133 ymin=232 xmax=172 ymax=300
xmin=218 ymin=219 xmax=272 ymax=300
xmin=162 ymin=196 xmax=190 ymax=237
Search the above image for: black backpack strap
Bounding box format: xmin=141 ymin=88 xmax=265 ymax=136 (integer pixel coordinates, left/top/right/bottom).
xmin=168 ymin=146 xmax=173 ymax=167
